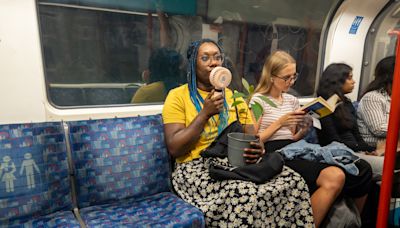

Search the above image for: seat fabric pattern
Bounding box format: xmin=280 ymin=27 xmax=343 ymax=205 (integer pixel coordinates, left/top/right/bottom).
xmin=0 ymin=122 xmax=76 ymax=227
xmin=68 ymin=115 xmax=205 ymax=227
xmin=9 ymin=210 xmax=80 ymax=228
xmin=80 ymin=192 xmax=205 ymax=228
xmin=67 ymin=115 xmax=170 ymax=207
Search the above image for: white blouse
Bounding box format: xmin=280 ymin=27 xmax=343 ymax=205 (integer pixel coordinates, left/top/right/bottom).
xmin=357 ymin=90 xmax=391 ymax=146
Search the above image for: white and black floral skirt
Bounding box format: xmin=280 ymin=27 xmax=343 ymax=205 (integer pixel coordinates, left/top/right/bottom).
xmin=172 ymin=157 xmax=314 ymax=227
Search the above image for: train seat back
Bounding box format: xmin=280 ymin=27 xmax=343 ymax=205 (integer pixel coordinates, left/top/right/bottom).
xmin=67 ymin=114 xmax=205 ymax=227
xmin=0 ymin=122 xmax=79 ymax=227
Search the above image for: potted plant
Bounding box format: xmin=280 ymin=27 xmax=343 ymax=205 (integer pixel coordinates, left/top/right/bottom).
xmin=227 ymin=78 xmax=276 ymax=167
xmin=232 ymin=78 xmax=276 ymax=120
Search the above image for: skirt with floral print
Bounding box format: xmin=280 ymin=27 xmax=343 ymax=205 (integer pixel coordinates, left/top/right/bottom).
xmin=172 ymin=157 xmax=314 ymax=227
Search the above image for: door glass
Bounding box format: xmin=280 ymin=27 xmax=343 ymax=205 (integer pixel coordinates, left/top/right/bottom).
xmin=361 ymin=1 xmax=400 ymax=98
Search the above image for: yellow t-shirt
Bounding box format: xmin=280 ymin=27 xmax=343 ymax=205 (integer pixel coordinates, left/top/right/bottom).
xmin=131 ymin=81 xmax=166 ymax=103
xmin=162 ymin=84 xmax=253 ymax=163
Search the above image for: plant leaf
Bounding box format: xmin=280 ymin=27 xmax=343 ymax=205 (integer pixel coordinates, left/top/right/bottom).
xmin=242 ymin=78 xmax=250 ymax=94
xmin=231 ymin=92 xmax=246 ymax=99
xmin=251 ymin=103 xmax=263 ymax=121
xmin=231 ymin=100 xmax=244 ymax=107
xmin=249 ymin=85 xmax=254 ymax=94
xmin=239 ymin=108 xmax=247 ymax=114
xmin=259 ymin=95 xmax=277 ymax=108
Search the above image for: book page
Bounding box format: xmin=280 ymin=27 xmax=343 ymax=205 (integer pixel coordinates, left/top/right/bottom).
xmin=299 ymin=94 xmax=341 ymax=119
xmin=312 ymin=117 xmax=321 ymax=129
xmin=326 ymin=94 xmax=340 ymax=111
xmin=301 ymin=97 xmax=331 ymax=119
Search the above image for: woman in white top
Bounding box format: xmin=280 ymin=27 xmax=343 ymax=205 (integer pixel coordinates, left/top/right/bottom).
xmin=357 ymin=56 xmax=395 ymax=176
xmin=357 ymin=56 xmax=394 ymax=147
xmin=250 ymin=50 xmax=346 ymax=227
xmin=250 ymin=50 xmax=373 ymax=226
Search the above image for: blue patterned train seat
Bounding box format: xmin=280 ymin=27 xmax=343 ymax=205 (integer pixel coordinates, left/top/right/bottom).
xmin=67 ymin=114 xmax=205 ymax=227
xmin=0 ymin=122 xmax=80 ymax=227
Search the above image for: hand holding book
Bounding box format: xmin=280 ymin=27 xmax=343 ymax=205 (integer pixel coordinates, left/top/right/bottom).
xmin=299 ymin=94 xmax=341 ymax=119
xmin=295 ymin=94 xmax=341 ymax=129
xmin=278 ymin=110 xmax=306 ymax=127
xmin=276 ymin=110 xmax=313 ymax=137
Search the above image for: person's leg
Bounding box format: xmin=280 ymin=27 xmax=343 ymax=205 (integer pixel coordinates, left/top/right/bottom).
xmin=353 ymin=195 xmax=368 ymax=214
xmin=285 ymin=160 xmax=345 ymax=227
xmin=356 ymin=152 xmax=383 ymax=179
xmin=342 ymin=159 xmax=373 ymax=215
xmin=311 ymin=166 xmax=345 ymax=227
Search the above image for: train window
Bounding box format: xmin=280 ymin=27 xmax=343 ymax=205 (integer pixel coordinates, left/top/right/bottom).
xmin=361 ymin=1 xmax=400 ymax=98
xmin=37 ymin=0 xmax=340 ymax=107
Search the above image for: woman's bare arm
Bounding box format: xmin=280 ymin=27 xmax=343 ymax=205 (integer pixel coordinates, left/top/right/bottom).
xmin=164 ymin=91 xmax=223 ymax=157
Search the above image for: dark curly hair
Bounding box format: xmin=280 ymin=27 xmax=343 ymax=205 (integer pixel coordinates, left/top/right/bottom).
xmin=317 ymin=63 xmax=353 ymax=128
xmin=317 ymin=63 xmax=352 ymax=101
xmin=148 ymin=48 xmax=183 ymax=91
xmin=361 ymin=56 xmax=395 ymax=97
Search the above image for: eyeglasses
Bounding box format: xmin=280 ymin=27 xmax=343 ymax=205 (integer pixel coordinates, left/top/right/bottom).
xmin=272 ymin=73 xmax=299 ymax=83
xmin=199 ymin=54 xmax=224 ymax=64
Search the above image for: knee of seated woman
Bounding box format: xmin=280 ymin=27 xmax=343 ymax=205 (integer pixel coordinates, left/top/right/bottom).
xmin=318 ymin=166 xmax=345 ymax=190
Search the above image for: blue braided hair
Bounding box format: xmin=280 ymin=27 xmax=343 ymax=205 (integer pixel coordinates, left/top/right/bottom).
xmin=186 ymin=39 xmax=229 ymax=134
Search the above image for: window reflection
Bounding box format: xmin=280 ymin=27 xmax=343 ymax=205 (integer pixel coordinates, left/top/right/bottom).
xmin=38 ymin=0 xmax=339 ymax=107
xmin=130 ymin=48 xmax=184 ymax=103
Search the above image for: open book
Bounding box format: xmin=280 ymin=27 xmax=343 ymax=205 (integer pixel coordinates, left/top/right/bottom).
xmin=300 ymin=94 xmax=341 ymax=119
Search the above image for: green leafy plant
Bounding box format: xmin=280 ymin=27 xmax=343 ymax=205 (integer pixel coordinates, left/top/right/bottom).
xmin=231 ymin=78 xmax=277 ymax=122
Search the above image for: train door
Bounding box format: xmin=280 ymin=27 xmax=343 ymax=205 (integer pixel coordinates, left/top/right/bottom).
xmin=361 ymin=0 xmax=400 ymax=97
xmin=322 ymin=0 xmax=390 ymax=101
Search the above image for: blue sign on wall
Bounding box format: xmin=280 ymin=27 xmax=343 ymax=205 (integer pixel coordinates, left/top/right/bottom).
xmin=349 ymin=16 xmax=364 ymax=35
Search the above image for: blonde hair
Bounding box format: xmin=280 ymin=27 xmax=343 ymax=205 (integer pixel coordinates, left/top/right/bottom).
xmin=254 ymin=50 xmax=296 ymax=95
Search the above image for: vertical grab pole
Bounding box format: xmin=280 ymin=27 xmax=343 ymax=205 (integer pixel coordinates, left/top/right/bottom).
xmin=377 ymin=30 xmax=400 ymax=228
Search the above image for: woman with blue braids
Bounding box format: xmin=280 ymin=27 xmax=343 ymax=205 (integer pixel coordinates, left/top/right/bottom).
xmin=162 ymin=39 xmax=314 ymax=226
